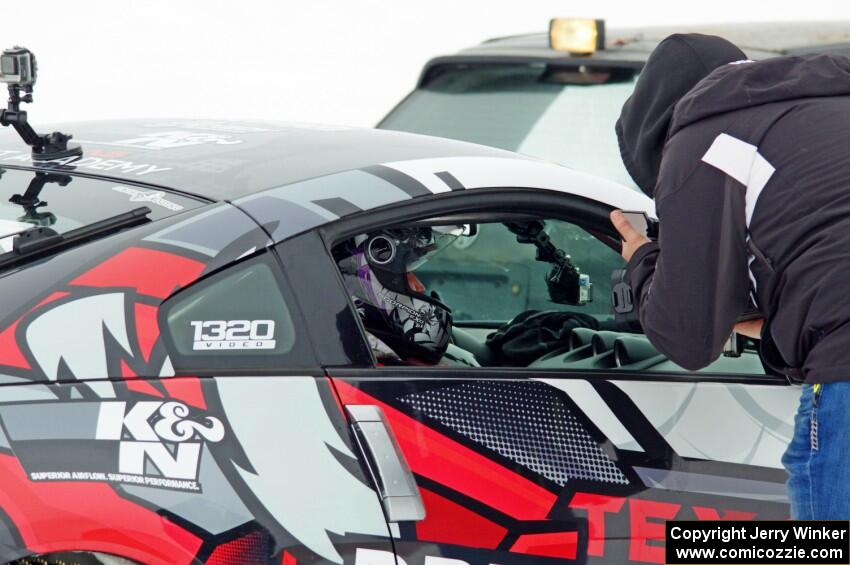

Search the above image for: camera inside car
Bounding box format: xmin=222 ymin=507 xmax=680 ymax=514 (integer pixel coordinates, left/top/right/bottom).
xmin=505 ymin=219 xmax=593 ymax=306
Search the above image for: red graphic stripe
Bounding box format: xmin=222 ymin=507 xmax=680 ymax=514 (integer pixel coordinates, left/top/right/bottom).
xmin=204 ymin=530 xmax=268 ymax=565
xmin=0 ymin=454 xmax=201 ymax=565
xmin=134 ymin=303 xmax=160 ymax=363
xmin=332 ymin=380 xmax=556 ymax=520
xmin=119 ymin=361 xmax=165 ymax=398
xmin=416 ymin=488 xmax=507 ymax=549
xmin=568 ymin=492 xmax=626 ymax=557
xmin=0 ymin=319 xmax=28 ymax=369
xmin=161 ymin=377 xmax=207 ymax=410
xmin=32 ymin=291 xmax=71 ymax=310
xmin=125 ymin=378 xmax=165 ymax=398
xmin=323 ymin=376 xmax=347 ymax=418
xmin=119 ymin=359 xmax=137 ymax=378
xmin=70 ymin=247 xmax=205 ymax=299
xmin=510 ymin=531 xmax=578 ymax=560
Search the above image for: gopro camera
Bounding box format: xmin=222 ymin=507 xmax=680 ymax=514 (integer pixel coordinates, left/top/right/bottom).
xmin=0 ymin=47 xmax=36 ymax=86
xmin=546 ymin=264 xmax=593 ymax=306
xmin=0 ymin=46 xmax=81 ymax=161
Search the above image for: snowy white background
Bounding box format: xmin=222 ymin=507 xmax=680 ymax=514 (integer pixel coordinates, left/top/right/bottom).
xmin=6 ymin=0 xmax=850 ymax=127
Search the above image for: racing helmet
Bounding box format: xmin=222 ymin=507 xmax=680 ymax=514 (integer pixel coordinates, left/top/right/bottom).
xmin=337 ymin=226 xmax=460 ymax=364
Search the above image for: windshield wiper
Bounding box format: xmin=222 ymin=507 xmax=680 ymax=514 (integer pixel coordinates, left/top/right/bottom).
xmin=0 ymin=206 xmax=152 ymax=271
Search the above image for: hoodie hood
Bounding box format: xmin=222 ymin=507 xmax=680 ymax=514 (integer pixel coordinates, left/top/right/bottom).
xmin=616 ymin=34 xmax=747 ymax=196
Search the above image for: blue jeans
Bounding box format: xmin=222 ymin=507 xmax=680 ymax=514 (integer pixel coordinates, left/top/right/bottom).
xmin=781 ymin=381 xmax=850 ymax=519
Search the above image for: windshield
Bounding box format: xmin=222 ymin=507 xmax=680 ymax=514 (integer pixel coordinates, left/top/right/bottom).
xmin=0 ymin=168 xmax=203 ymax=252
xmin=379 ymin=64 xmax=638 ymax=188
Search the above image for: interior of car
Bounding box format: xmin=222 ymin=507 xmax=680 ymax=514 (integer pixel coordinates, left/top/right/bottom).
xmin=332 ymin=211 xmax=765 ymax=375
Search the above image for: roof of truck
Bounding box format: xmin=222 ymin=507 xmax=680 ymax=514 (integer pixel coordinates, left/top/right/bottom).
xmin=415 ymin=21 xmax=850 ymax=86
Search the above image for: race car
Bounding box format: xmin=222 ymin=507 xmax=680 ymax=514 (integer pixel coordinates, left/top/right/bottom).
xmin=0 ymin=49 xmax=796 ymax=565
xmin=379 ymin=20 xmax=850 ymax=188
xmin=0 ymin=117 xmax=798 ymax=565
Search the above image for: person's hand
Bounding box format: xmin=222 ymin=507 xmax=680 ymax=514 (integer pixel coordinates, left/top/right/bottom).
xmin=734 ymin=318 xmax=764 ymax=339
xmin=610 ymin=210 xmax=651 ymax=263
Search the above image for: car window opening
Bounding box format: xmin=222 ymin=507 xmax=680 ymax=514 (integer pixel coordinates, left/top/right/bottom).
xmin=332 ymin=215 xmax=765 ymax=376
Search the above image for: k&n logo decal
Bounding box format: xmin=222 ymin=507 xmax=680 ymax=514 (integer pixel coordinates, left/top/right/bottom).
xmin=96 ymin=401 xmax=224 ymax=488
xmin=0 ymin=400 xmax=225 ymax=492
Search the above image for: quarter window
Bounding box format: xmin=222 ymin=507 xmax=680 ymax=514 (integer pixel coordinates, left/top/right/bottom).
xmin=161 ymin=252 xmax=313 ymax=371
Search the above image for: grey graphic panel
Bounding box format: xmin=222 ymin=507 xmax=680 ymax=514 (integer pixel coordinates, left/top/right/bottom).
xmin=26 ymin=292 xmax=129 ymax=396
xmin=0 ymin=376 xmax=57 ymax=403
xmin=401 ymin=381 xmax=629 ymax=486
xmin=312 ymin=197 xmax=363 ymax=217
xmin=614 ymin=381 xmax=798 ymax=469
xmin=635 ymin=467 xmax=789 ymax=504
xmin=12 ymin=440 xmax=118 ymax=473
xmin=0 ymin=402 xmax=100 ymax=440
xmin=0 ymin=375 xmax=32 ymax=385
xmin=145 ymin=203 xmax=270 ymax=257
xmin=235 ymin=169 xmax=412 ymax=243
xmin=122 ymin=448 xmax=254 ymax=535
xmin=434 ymin=171 xmax=465 ymax=191
xmin=537 ymin=378 xmax=643 ymax=452
xmin=361 ymin=165 xmax=432 ymax=197
xmin=216 ymin=376 xmax=391 ymax=564
xmin=0 ymin=507 xmax=19 ymax=557
xmin=234 ymin=195 xmax=329 ymax=243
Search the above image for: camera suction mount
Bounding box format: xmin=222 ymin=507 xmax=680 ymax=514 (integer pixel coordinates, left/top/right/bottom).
xmin=0 ymin=47 xmax=82 ymax=162
xmin=9 ymin=171 xmax=72 ymax=227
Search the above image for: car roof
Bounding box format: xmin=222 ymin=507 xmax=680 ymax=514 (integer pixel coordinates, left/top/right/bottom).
xmin=0 ymin=119 xmax=524 ymax=201
xmin=0 ymin=118 xmax=652 ymax=218
xmin=235 ymin=154 xmax=653 ymax=247
xmin=417 ymin=22 xmax=850 ymax=84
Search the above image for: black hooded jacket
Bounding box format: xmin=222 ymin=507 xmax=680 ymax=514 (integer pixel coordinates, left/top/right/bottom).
xmin=618 ymin=39 xmax=850 ymax=382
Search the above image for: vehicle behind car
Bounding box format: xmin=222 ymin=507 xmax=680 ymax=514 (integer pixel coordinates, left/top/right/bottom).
xmin=379 ymin=21 xmax=850 ymax=188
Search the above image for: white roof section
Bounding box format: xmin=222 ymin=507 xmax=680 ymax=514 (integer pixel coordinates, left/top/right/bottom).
xmin=383 ymin=156 xmax=654 ymax=214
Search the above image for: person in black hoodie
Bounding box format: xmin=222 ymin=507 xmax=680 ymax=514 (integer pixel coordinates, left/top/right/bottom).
xmin=612 ymin=33 xmax=850 ymax=519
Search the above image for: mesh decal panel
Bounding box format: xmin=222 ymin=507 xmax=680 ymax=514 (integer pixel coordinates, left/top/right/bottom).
xmin=204 ymin=530 xmax=272 ymax=564
xmin=400 ymin=380 xmax=628 ymax=486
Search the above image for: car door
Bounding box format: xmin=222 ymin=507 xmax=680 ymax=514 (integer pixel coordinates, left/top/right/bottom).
xmin=319 ymin=189 xmax=797 ymax=565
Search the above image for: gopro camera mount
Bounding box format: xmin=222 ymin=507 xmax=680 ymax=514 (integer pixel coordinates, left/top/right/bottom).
xmin=0 ymin=47 xmax=82 ymax=161
xmin=611 ymin=268 xmax=642 ymax=331
xmin=10 ymin=171 xmax=73 ymax=227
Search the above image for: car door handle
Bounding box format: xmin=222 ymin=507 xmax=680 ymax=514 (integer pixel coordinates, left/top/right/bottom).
xmin=346 ymin=404 xmax=426 ymax=523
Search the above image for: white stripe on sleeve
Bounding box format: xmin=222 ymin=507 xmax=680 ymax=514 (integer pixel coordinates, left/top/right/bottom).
xmin=701 ymin=133 xmax=776 ymax=293
xmin=701 ymin=133 xmax=775 ymax=226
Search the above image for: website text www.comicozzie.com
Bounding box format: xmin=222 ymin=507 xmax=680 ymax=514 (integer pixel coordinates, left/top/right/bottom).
xmin=665 ymin=521 xmax=850 ymax=564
